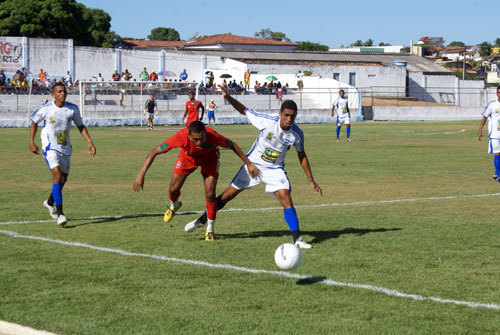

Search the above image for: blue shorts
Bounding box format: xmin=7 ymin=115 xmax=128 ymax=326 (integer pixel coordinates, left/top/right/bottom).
xmin=208 ymin=110 xmax=215 ymax=119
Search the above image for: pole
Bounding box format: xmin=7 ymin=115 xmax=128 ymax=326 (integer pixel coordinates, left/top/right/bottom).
xmin=463 ymin=47 xmax=466 ymax=80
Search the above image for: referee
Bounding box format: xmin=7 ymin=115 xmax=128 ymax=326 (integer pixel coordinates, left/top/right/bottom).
xmin=144 ymin=94 xmax=158 ymax=130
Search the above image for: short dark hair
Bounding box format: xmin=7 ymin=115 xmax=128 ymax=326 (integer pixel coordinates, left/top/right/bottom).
xmin=497 ymin=85 xmax=500 ymax=91
xmin=339 ymin=89 xmax=345 ymax=94
xmin=280 ymin=100 xmax=297 ymax=113
xmin=188 ymin=121 xmax=205 ymax=134
xmin=188 ymin=90 xmax=195 ymax=95
xmin=51 ymin=82 xmax=66 ymax=92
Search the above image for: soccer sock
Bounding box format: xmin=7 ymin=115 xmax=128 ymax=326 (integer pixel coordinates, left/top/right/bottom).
xmin=52 ymin=184 xmax=63 ymax=214
xmin=336 ymin=128 xmax=340 ymax=138
xmin=494 ymin=155 xmax=500 ymax=176
xmin=284 ymin=207 xmax=299 ymax=233
xmin=216 ymin=194 xmax=226 ymax=211
xmin=206 ymin=201 xmax=217 ymax=221
xmin=47 ymin=183 xmax=64 ymax=206
xmin=207 ymin=220 xmax=215 ymax=232
xmin=346 ymin=127 xmax=351 ymax=138
xmin=169 ymin=191 xmax=180 ymax=208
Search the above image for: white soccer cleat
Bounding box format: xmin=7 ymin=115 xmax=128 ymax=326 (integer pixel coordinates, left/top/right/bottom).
xmin=43 ymin=200 xmax=58 ymax=219
xmin=294 ymin=237 xmax=312 ymax=249
xmin=347 ymin=138 xmax=352 ymax=142
xmin=184 ymin=218 xmax=206 ymax=232
xmin=57 ymin=214 xmax=67 ymax=227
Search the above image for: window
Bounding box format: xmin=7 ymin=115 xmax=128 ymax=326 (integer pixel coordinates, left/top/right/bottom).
xmin=333 ymin=73 xmax=340 ymax=81
xmin=349 ymin=72 xmax=356 ymax=86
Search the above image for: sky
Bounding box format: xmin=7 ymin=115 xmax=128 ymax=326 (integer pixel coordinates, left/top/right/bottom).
xmin=79 ymin=0 xmax=499 ymax=47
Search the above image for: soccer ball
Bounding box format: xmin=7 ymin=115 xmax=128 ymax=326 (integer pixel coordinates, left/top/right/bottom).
xmin=274 ymin=243 xmax=302 ymax=270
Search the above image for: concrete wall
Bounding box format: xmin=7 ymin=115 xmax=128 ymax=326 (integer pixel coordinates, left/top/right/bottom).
xmin=373 ymin=106 xmax=482 ymax=121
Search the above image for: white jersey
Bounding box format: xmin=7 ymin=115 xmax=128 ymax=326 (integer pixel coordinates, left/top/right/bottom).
xmin=333 ymin=97 xmax=349 ymax=115
xmin=245 ymin=108 xmax=304 ymax=168
xmin=30 ymin=101 xmax=84 ymax=155
xmin=482 ymin=100 xmax=500 ymax=139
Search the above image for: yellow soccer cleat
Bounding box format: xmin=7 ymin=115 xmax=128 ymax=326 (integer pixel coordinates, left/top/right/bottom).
xmin=163 ymin=201 xmax=182 ymax=223
xmin=205 ymin=230 xmax=215 ymax=241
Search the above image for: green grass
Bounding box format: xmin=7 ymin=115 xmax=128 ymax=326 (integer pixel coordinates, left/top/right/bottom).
xmin=0 ymin=121 xmax=499 ymax=334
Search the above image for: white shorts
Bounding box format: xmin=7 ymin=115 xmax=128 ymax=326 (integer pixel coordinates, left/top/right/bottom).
xmin=43 ymin=150 xmax=70 ymax=174
xmin=336 ymin=114 xmax=350 ymax=126
xmin=489 ymin=139 xmax=500 ymax=154
xmin=230 ymin=164 xmax=290 ymax=194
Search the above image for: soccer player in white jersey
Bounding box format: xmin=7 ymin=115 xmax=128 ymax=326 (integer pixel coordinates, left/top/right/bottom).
xmin=478 ymin=85 xmax=500 ymax=183
xmin=29 ymin=82 xmax=96 ymax=227
xmin=331 ymin=89 xmax=351 ymax=142
xmin=185 ymin=88 xmax=322 ymax=248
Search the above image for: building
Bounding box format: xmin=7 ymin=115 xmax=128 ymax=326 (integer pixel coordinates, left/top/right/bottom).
xmin=418 ymin=37 xmax=444 ymax=48
xmin=329 ymin=46 xmax=405 ymax=53
xmin=433 ymin=46 xmax=481 ymax=62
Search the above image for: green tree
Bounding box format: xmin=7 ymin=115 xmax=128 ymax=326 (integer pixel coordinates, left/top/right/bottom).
xmin=0 ymin=0 xmax=121 ymax=47
xmin=378 ymin=42 xmax=391 ymax=46
xmin=254 ymin=28 xmax=291 ymax=42
xmin=478 ymin=41 xmax=492 ymax=59
xmin=351 ymin=40 xmax=363 ymax=47
xmin=147 ymin=27 xmax=181 ymax=41
xmin=447 ymin=41 xmax=465 ymax=47
xmin=297 ymin=41 xmax=329 ymax=51
xmin=495 ymin=38 xmax=500 ymax=47
xmin=363 ymin=39 xmax=374 ymax=47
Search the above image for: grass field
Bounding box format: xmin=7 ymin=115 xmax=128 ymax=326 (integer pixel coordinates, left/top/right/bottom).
xmin=0 ymin=121 xmax=499 ymax=334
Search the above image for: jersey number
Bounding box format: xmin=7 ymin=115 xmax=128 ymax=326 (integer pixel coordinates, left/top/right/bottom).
xmin=55 ymin=130 xmax=68 ymax=145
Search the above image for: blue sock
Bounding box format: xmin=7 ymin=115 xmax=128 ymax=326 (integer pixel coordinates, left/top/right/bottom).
xmin=336 ymin=128 xmax=340 ymax=138
xmin=216 ymin=194 xmax=226 ymax=211
xmin=347 ymin=127 xmax=351 ymax=137
xmin=283 ymin=207 xmax=299 ymax=232
xmin=52 ymin=184 xmax=63 ymax=206
xmin=495 ymin=155 xmax=500 ymax=176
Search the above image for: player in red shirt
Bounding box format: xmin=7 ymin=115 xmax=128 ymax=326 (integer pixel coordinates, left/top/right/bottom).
xmin=133 ymin=121 xmax=259 ymax=241
xmin=182 ymin=91 xmax=204 ymax=126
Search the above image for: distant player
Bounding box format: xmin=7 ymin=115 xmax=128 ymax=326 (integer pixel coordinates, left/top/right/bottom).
xmin=133 ymin=121 xmax=259 ymax=241
xmin=29 ymin=82 xmax=96 ymax=227
xmin=207 ymin=99 xmax=217 ymax=125
xmin=478 ymin=85 xmax=500 ymax=183
xmin=331 ymin=89 xmax=351 ymax=142
xmin=185 ymin=88 xmax=322 ymax=248
xmin=182 ymin=91 xmax=204 ymax=126
xmin=144 ymin=94 xmax=158 ymax=130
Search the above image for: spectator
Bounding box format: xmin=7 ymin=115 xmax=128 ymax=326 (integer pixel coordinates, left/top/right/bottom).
xmin=209 ymin=71 xmax=214 ymax=87
xmin=63 ymin=71 xmax=72 ymax=87
xmin=149 ymin=70 xmax=158 ymax=81
xmin=38 ymin=69 xmax=44 ymax=83
xmin=140 ymin=67 xmax=148 ymax=81
xmin=0 ymin=69 xmax=6 ymax=93
xmin=296 ymin=70 xmax=304 ymax=90
xmin=123 ymin=69 xmax=132 ymax=81
xmin=112 ymin=70 xmax=121 ymax=81
xmin=179 ymin=69 xmax=188 ymax=81
xmin=254 ymin=81 xmax=261 ymax=95
xmin=283 ymin=83 xmax=289 ymax=94
xmin=204 ymin=71 xmax=211 ymax=86
xmin=244 ymin=69 xmax=250 ymax=91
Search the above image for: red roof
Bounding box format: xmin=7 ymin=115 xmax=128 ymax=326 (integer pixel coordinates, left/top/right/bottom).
xmin=186 ymin=33 xmax=298 ymax=47
xmin=122 ymin=39 xmax=186 ymax=48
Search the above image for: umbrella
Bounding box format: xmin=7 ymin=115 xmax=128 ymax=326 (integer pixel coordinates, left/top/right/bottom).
xmin=220 ymin=74 xmax=232 ymax=78
xmin=266 ymin=75 xmax=278 ymax=81
xmin=158 ymin=70 xmax=176 ymax=77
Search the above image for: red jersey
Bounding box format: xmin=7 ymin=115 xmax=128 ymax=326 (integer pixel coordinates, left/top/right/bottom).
xmin=185 ymin=99 xmax=203 ymax=126
xmin=159 ymin=127 xmax=232 ymax=164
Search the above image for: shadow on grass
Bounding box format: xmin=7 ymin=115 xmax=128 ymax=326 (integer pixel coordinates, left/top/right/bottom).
xmin=63 ymin=211 xmax=200 ymax=228
xmin=296 ymin=277 xmax=327 ymax=285
xmin=217 ymin=227 xmax=402 ymax=244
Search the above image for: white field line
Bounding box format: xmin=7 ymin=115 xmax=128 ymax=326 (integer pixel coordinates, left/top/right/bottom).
xmin=414 ymin=129 xmax=466 ymax=136
xmin=1 ymin=192 xmax=500 ymax=226
xmin=0 ymin=229 xmax=498 ymax=311
xmin=0 ymin=320 xmax=57 ymax=335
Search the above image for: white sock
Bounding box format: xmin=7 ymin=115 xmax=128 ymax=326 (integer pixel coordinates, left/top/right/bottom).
xmin=207 ymin=219 xmax=215 ymax=232
xmin=170 ymin=200 xmax=179 ymax=209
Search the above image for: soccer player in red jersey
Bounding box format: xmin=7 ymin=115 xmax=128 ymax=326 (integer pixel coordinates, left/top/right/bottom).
xmin=182 ymin=91 xmax=204 ymax=126
xmin=133 ymin=121 xmax=259 ymax=241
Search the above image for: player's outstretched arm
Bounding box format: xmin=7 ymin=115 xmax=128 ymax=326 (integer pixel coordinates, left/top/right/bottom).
xmin=29 ymin=122 xmax=40 ymax=154
xmin=478 ymin=116 xmax=487 ymax=141
xmin=297 ymin=151 xmax=322 ymax=195
xmin=78 ymin=125 xmax=96 ymax=157
xmin=133 ymin=146 xmax=163 ymax=192
xmin=222 ymin=87 xmax=247 ymax=115
xmin=229 ymin=140 xmax=261 ymax=178
xmin=199 ymin=103 xmax=205 ymax=121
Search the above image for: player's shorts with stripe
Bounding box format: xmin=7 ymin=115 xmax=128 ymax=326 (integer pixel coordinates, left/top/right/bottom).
xmin=173 ymin=151 xmax=220 ymax=178
xmin=230 ymin=163 xmax=290 ymax=194
xmin=489 ymin=138 xmax=500 ymax=154
xmin=43 ymin=150 xmax=70 ymax=174
xmin=336 ymin=114 xmax=350 ymax=126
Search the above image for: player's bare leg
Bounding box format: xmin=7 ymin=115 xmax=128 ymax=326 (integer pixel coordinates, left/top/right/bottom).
xmin=164 ymin=172 xmax=187 ymax=223
xmin=48 ymin=166 xmax=68 ymax=227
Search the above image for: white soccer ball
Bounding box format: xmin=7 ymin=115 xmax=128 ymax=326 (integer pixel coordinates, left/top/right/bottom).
xmin=274 ymin=243 xmax=302 ymax=270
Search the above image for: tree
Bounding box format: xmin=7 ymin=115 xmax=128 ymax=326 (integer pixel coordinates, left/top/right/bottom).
xmin=478 ymin=41 xmax=492 ymax=59
xmin=351 ymin=40 xmax=363 ymax=47
xmin=0 ymin=0 xmax=121 ymax=47
xmin=254 ymin=28 xmax=291 ymax=42
xmin=495 ymin=38 xmax=500 ymax=47
xmin=378 ymin=42 xmax=391 ymax=46
xmin=363 ymin=39 xmax=374 ymax=47
xmin=147 ymin=27 xmax=181 ymax=41
xmin=447 ymin=41 xmax=465 ymax=47
xmin=297 ymin=41 xmax=329 ymax=51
